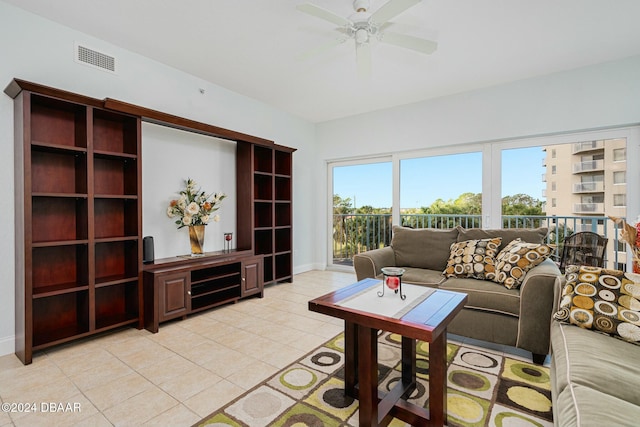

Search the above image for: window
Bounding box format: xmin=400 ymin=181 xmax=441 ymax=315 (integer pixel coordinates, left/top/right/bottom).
xmin=617 ymin=240 xmax=627 ymax=252
xmin=614 ymin=194 xmax=626 ymax=207
xmin=613 ymin=171 xmax=626 ymax=184
xmin=327 ymin=128 xmax=636 ymax=270
xmin=613 ymin=148 xmax=626 ymax=161
xmin=400 ymin=152 xmax=482 ymax=228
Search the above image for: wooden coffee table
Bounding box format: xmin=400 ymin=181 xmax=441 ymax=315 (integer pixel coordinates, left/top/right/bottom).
xmin=308 ymin=278 xmax=467 ymax=427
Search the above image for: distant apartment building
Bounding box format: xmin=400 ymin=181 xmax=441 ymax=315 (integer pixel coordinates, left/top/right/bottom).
xmin=543 ymin=138 xmax=627 ymax=269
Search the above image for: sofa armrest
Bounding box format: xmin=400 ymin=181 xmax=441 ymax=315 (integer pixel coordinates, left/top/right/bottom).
xmin=516 ymin=258 xmax=564 ymax=355
xmin=353 ymin=247 xmax=396 ymax=281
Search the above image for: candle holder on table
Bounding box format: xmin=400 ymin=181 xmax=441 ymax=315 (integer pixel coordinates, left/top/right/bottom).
xmin=379 ymin=267 xmax=406 ymax=300
xmin=223 ymin=232 xmax=233 ymax=253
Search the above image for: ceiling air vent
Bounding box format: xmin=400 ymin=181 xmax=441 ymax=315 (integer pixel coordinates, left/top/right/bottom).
xmin=74 ymin=43 xmax=116 ymax=73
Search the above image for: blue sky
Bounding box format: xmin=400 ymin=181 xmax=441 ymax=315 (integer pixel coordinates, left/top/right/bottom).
xmin=333 ymin=147 xmax=545 ymax=208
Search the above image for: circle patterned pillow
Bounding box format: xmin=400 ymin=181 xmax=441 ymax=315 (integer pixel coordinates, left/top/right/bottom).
xmin=443 ymin=237 xmax=502 ymax=280
xmin=492 ymin=238 xmax=552 ymax=289
xmin=554 ymin=265 xmax=640 ymax=344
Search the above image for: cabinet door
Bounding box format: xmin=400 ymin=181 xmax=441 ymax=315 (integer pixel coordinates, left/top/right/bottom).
xmin=158 ymin=272 xmax=190 ymax=322
xmin=242 ymin=257 xmax=264 ymax=297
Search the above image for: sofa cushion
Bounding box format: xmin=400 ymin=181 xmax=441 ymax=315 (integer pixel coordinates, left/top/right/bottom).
xmin=391 ymin=226 xmax=458 ymax=271
xmin=551 ymin=320 xmax=640 ymax=408
xmin=440 ymin=276 xmax=520 ymax=317
xmin=443 ymin=237 xmax=501 ymax=280
xmin=457 ymin=226 xmax=548 ymax=252
xmin=553 ymin=265 xmax=640 ymax=344
xmin=493 ymin=238 xmax=553 ymax=289
xmin=554 ymin=383 xmax=640 ymax=427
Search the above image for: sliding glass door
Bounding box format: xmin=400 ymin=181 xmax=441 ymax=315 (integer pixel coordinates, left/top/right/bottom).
xmin=331 ymin=159 xmax=392 ymax=265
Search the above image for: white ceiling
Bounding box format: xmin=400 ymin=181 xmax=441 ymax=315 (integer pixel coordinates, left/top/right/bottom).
xmin=6 ymin=0 xmax=640 ymax=123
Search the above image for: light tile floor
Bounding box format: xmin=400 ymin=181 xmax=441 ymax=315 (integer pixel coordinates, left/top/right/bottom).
xmin=0 ymin=270 xmax=542 ymax=426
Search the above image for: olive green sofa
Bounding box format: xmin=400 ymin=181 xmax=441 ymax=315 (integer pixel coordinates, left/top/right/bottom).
xmin=353 ymin=225 xmax=563 ymax=363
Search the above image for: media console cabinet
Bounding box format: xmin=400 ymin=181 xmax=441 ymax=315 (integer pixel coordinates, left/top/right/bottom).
xmin=143 ymin=250 xmax=263 ymax=333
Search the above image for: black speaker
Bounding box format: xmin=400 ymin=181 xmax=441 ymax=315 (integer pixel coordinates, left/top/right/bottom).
xmin=143 ymin=236 xmax=154 ymax=264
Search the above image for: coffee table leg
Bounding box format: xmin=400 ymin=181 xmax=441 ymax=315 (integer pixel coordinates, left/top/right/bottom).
xmin=358 ymin=325 xmax=378 ymax=426
xmin=401 ymin=336 xmax=417 ymax=396
xmin=344 ymin=321 xmax=357 ymax=396
xmin=429 ymin=330 xmax=447 ymax=426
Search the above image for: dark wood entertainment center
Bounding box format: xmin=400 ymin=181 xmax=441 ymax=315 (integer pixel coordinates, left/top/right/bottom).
xmin=6 ymin=79 xmax=295 ymax=364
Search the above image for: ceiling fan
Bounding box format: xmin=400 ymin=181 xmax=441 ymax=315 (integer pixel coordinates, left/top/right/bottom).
xmin=296 ymin=0 xmax=437 ymax=78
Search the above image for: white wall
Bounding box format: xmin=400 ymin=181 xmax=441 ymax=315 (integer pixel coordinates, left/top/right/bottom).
xmin=317 ymin=55 xmax=640 ymax=159
xmin=0 ymin=1 xmax=318 ymax=357
xmin=141 ymin=124 xmax=237 ymax=258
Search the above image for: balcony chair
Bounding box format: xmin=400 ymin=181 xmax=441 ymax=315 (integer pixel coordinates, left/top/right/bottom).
xmin=557 ymin=231 xmax=608 ymax=272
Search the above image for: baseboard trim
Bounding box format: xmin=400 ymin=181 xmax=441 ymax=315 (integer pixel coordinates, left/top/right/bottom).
xmin=293 ymin=263 xmax=325 ymax=275
xmin=0 ymin=334 xmax=15 ymax=358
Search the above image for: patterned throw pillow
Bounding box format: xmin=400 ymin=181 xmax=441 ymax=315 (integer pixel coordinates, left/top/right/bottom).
xmin=554 ymin=265 xmax=640 ymax=345
xmin=443 ymin=237 xmax=502 ymax=280
xmin=493 ymin=238 xmax=552 ymax=289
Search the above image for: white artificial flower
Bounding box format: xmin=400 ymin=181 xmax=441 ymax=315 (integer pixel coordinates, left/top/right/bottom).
xmin=186 ymin=202 xmax=200 ymax=216
xmin=166 ymin=206 xmax=174 ymax=218
xmin=201 ymin=214 xmax=210 ymax=224
xmin=182 ymin=215 xmax=192 ymax=226
xmin=178 ymin=195 xmax=187 ymax=209
xmin=213 ymin=214 xmax=220 ymax=222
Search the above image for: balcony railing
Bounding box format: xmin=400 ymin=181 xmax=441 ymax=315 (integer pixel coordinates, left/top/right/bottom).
xmin=573 ymin=140 xmax=604 ymax=154
xmin=333 ymin=213 xmax=625 ymax=270
xmin=574 ymin=203 xmax=605 ymax=214
xmin=573 ymin=159 xmax=604 ymax=173
xmin=573 ymin=182 xmax=604 ymax=193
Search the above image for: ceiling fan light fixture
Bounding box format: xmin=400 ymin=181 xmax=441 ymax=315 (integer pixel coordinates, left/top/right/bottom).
xmin=355 ymin=28 xmax=369 ymax=44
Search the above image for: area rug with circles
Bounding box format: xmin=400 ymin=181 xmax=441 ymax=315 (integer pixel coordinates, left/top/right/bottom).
xmin=197 ymin=332 xmax=553 ymax=427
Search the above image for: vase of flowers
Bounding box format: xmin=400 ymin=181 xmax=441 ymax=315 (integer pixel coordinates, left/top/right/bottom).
xmin=166 ymin=178 xmax=226 ymax=256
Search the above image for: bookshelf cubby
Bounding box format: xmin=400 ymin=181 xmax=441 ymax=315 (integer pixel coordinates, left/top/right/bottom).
xmin=31 ymin=148 xmax=87 ymax=195
xmin=94 ymin=198 xmax=138 ymax=239
xmin=95 ymin=282 xmax=140 ymax=330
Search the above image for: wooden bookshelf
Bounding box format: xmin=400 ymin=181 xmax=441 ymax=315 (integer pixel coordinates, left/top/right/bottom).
xmin=8 ymin=83 xmax=142 ymax=364
xmin=237 ymin=143 xmax=295 ymax=285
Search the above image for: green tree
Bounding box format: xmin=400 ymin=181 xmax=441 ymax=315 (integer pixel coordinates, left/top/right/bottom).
xmin=502 ymin=193 xmax=544 ymax=216
xmin=333 ymin=194 xmax=354 ymax=214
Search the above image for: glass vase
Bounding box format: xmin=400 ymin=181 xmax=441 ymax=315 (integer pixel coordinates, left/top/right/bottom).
xmin=189 ymin=225 xmax=205 ymax=257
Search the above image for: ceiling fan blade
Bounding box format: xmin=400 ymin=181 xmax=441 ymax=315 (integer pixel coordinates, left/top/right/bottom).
xmin=297 ymin=3 xmax=351 ymax=27
xmin=295 ymin=37 xmax=347 ymax=61
xmin=370 ymin=0 xmax=421 ymax=26
xmin=379 ymin=31 xmax=437 ymax=54
xmin=356 ymin=42 xmax=372 ymax=79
